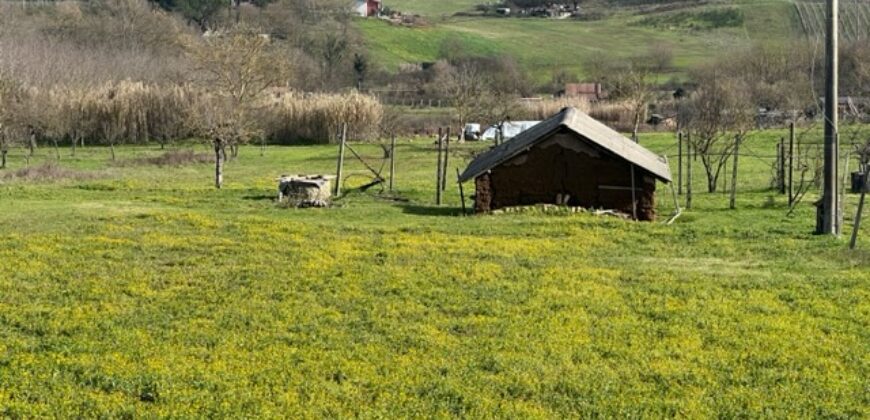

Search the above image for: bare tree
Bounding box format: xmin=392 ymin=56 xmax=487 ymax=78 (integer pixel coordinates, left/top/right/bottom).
xmin=589 ymin=53 xmax=655 ymax=141
xmin=680 ymin=66 xmax=754 ymax=193
xmin=353 ymin=52 xmax=368 ymax=91
xmin=316 ymin=29 xmax=350 ymax=91
xmin=433 ymin=61 xmax=489 ymax=141
xmin=187 ymin=27 xmax=290 ymax=187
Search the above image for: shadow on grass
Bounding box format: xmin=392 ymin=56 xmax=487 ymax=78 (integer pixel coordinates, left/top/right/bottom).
xmin=398 ymin=203 xmax=466 ymax=217
xmin=242 ymin=194 xmax=275 ymax=201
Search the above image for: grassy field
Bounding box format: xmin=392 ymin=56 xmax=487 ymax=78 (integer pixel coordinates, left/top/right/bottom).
xmin=0 ymin=128 xmax=868 ymax=417
xmin=387 ymin=0 xmax=481 ymax=16
xmin=360 ymin=1 xmax=799 ymax=81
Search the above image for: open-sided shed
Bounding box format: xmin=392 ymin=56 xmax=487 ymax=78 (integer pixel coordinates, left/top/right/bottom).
xmin=458 ymin=107 xmax=672 ymax=220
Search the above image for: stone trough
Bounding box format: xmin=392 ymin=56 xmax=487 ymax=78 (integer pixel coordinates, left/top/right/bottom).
xmin=277 ymin=175 xmax=334 ymax=208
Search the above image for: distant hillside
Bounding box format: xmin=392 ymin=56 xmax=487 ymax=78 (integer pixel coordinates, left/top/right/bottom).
xmin=384 ymin=0 xmax=732 ymax=17
xmin=361 ymin=1 xmax=801 ymax=82
xmin=384 ymin=0 xmax=481 ymax=16
xmin=794 ymin=0 xmax=870 ymax=41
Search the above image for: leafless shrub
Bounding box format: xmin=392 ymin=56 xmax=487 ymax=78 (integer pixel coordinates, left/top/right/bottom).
xmin=120 ymin=150 xmax=214 ymax=167
xmin=0 ymin=163 xmax=98 ymax=182
xmin=0 ymin=0 xmax=193 ymax=88
xmin=680 ymin=65 xmax=755 ymax=193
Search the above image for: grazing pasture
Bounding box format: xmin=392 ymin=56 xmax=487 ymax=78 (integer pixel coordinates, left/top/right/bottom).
xmin=358 ymin=1 xmax=799 ymax=81
xmin=0 ymin=130 xmax=868 ymax=417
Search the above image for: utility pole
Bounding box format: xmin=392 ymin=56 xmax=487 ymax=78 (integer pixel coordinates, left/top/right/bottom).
xmin=818 ymin=0 xmax=839 ymax=235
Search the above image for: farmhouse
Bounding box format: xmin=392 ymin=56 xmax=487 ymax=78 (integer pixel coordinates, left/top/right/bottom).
xmin=458 ymin=107 xmax=672 ymax=220
xmin=354 ymin=0 xmax=381 ymax=17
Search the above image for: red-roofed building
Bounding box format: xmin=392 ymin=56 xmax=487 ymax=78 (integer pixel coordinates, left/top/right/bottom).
xmin=355 ymin=0 xmax=382 ymax=17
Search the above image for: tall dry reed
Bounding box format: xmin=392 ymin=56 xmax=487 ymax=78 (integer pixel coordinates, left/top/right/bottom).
xmin=261 ymin=90 xmax=383 ymax=144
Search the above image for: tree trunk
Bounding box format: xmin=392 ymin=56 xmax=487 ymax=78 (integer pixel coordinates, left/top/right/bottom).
xmin=707 ymin=172 xmax=717 ymax=193
xmin=1 ymin=148 xmax=7 ymax=169
xmin=71 ymin=134 xmax=78 ymax=157
xmin=699 ymin=153 xmax=719 ymax=193
xmin=214 ymin=139 xmax=224 ymax=189
xmin=632 ymin=110 xmax=641 ymax=143
xmin=52 ymin=138 xmax=60 ymax=161
xmin=110 ymin=142 xmax=116 ymax=161
xmin=29 ymin=133 xmax=36 ymax=157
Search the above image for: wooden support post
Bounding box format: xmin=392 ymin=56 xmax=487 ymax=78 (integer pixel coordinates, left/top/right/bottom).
xmin=730 ymin=136 xmax=740 ymax=210
xmin=442 ymin=128 xmax=450 ymax=192
xmin=457 ymin=168 xmax=467 ymax=215
xmin=214 ymin=140 xmax=223 ymax=189
xmin=334 ymin=123 xmax=347 ymax=197
xmin=789 ymin=121 xmax=795 ymax=206
xmin=840 ymin=141 xmax=850 ymax=234
xmin=663 ymin=156 xmax=682 ymax=224
xmin=686 ymin=134 xmax=693 ymax=210
xmin=630 ymin=164 xmax=638 ymax=220
xmin=389 ymin=134 xmax=396 ymax=192
xmin=678 ymin=132 xmax=683 ymax=195
xmin=779 ymin=138 xmax=786 ymax=194
xmin=436 ymin=128 xmax=443 ymax=205
xmin=849 ymin=166 xmax=869 ymax=249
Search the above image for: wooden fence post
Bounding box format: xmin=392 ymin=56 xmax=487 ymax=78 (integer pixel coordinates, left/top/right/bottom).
xmin=730 ymin=135 xmax=740 ymax=209
xmin=686 ymin=133 xmax=693 ymax=210
xmin=389 ymin=134 xmax=396 ymax=192
xmin=334 ymin=123 xmax=347 ymax=197
xmin=442 ymin=128 xmax=451 ymax=192
xmin=789 ymin=121 xmax=795 ymax=206
xmin=630 ymin=164 xmax=638 ymax=220
xmin=849 ymin=166 xmax=869 ymax=249
xmin=779 ymin=138 xmax=786 ymax=194
xmin=678 ymin=132 xmax=683 ymax=195
xmin=457 ymin=168 xmax=467 ymax=214
xmin=436 ymin=128 xmax=443 ymax=205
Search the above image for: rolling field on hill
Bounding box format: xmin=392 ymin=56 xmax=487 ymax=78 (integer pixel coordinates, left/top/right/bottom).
xmin=385 ymin=0 xmax=481 ymax=16
xmin=0 ymin=127 xmax=868 ymax=416
xmin=361 ymin=0 xmax=801 ymax=81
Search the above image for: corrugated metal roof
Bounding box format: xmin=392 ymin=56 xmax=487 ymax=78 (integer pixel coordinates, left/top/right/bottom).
xmin=458 ymin=107 xmax=672 ymax=183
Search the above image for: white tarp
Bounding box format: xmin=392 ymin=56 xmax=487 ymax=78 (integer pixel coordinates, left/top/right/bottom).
xmin=481 ymin=121 xmax=541 ymax=141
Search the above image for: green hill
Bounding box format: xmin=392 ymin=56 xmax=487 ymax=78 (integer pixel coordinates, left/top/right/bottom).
xmin=361 ymin=1 xmax=801 ymax=81
xmin=384 ymin=0 xmax=481 ymax=16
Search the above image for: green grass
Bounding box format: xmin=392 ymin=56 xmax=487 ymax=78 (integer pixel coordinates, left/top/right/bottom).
xmin=386 ymin=0 xmax=480 ymax=16
xmin=359 ymin=17 xmax=742 ymax=82
xmin=359 ymin=1 xmax=800 ymax=82
xmin=0 ymin=129 xmax=868 ymax=417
